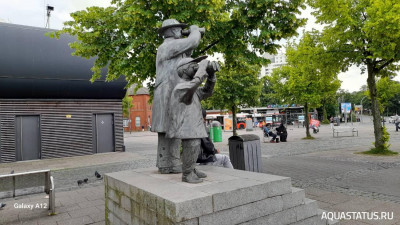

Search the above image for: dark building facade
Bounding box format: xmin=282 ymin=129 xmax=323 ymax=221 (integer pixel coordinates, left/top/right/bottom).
xmin=0 ymin=23 xmax=127 ymax=163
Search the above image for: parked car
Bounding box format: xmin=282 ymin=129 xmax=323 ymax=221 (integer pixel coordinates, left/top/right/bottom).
xmin=388 ymin=116 xmax=396 ymax=123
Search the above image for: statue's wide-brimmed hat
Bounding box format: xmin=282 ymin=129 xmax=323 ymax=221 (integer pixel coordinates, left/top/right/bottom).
xmin=177 ymin=55 xmax=208 ymax=68
xmin=158 ymin=19 xmax=188 ymax=34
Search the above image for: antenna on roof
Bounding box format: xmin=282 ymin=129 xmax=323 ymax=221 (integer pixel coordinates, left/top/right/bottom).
xmin=45 ymin=5 xmax=54 ymax=28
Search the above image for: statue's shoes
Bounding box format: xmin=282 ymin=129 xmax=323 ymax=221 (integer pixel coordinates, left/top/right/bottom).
xmin=159 ymin=165 xmax=182 ymax=174
xmin=194 ymin=168 xmax=207 ymax=178
xmin=182 ymin=171 xmax=203 ymax=184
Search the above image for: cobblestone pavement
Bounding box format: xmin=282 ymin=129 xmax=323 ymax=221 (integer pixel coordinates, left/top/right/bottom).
xmin=1 ymin=116 xmax=400 ymax=224
xmin=0 ymin=186 xmax=105 ymax=225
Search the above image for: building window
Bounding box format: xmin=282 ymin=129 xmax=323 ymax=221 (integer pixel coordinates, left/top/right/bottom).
xmin=135 ymin=117 xmax=140 ymax=127
xmin=123 ymin=119 xmax=129 ymax=127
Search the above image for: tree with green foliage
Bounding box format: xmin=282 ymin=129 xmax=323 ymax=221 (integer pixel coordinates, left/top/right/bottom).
xmin=206 ymin=58 xmax=262 ymax=136
xmin=270 ymin=31 xmax=340 ymax=138
xmin=367 ymin=77 xmax=400 ymax=115
xmin=307 ymin=0 xmax=400 ymax=152
xmin=53 ymin=0 xmax=306 ymax=85
xmin=122 ymin=94 xmax=133 ymax=118
xmin=260 ymin=76 xmax=282 ymax=107
xmin=52 ymin=0 xmax=307 ymax=137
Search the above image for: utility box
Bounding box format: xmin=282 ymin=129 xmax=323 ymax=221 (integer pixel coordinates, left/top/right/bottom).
xmin=228 ymin=134 xmax=262 ymax=172
xmin=245 ymin=119 xmax=253 ymax=131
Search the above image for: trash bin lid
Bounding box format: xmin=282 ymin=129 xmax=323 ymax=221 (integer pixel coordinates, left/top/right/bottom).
xmin=211 ymin=121 xmax=221 ymax=127
xmin=228 ymin=134 xmax=260 ymax=142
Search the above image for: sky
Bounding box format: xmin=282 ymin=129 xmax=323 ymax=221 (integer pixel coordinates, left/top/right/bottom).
xmin=0 ymin=1 xmax=398 ymax=92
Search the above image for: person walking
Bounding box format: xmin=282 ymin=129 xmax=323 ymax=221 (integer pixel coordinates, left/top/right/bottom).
xmin=330 ymin=116 xmax=334 ymax=129
xmin=395 ymin=114 xmax=399 ymax=132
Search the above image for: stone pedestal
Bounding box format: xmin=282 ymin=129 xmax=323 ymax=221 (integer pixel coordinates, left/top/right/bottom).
xmin=104 ymin=166 xmax=338 ymax=225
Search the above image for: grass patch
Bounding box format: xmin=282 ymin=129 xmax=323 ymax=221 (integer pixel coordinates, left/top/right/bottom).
xmin=302 ymin=136 xmax=315 ymax=140
xmin=358 ymin=148 xmax=398 ymax=156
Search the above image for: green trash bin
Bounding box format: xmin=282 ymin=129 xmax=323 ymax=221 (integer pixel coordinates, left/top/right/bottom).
xmin=211 ymin=121 xmax=222 ymax=142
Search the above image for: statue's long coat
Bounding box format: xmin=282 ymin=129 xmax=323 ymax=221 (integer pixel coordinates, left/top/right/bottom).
xmin=151 ymin=32 xmax=201 ymax=133
xmin=166 ymin=74 xmax=215 ymax=139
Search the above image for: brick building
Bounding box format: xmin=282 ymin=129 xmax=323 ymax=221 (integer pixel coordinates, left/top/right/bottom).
xmin=125 ymin=85 xmax=152 ymax=132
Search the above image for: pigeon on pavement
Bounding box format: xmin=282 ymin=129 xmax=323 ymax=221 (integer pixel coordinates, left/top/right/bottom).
xmin=77 ymin=180 xmax=83 ymax=186
xmin=95 ymin=171 xmax=103 ymax=180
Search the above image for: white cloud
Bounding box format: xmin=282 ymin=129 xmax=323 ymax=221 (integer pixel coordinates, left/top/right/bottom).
xmin=0 ymin=0 xmax=111 ymax=29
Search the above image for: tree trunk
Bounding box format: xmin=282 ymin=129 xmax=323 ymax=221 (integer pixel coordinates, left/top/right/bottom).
xmin=232 ymin=105 xmax=238 ymax=136
xmin=323 ymin=105 xmax=328 ymax=122
xmin=366 ymin=63 xmax=384 ymax=150
xmin=304 ymin=102 xmax=311 ymax=138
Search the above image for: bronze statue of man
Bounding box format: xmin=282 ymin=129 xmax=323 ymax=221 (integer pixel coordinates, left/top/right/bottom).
xmin=166 ymin=56 xmax=219 ymax=183
xmin=151 ymin=19 xmax=202 ymax=174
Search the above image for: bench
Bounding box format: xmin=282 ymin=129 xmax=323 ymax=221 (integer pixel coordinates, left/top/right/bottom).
xmin=333 ymin=126 xmax=358 ymax=137
xmin=0 ymin=169 xmax=55 ymax=214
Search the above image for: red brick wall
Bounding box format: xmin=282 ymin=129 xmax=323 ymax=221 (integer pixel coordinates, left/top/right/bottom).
xmin=124 ymin=94 xmax=152 ymax=132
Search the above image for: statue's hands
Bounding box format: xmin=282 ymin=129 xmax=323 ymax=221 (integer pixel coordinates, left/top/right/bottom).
xmin=195 ymin=60 xmax=210 ymax=82
xmin=206 ymin=61 xmax=219 ymax=82
xmin=206 ymin=61 xmax=220 ymax=74
xmin=189 ymin=25 xmax=200 ymax=33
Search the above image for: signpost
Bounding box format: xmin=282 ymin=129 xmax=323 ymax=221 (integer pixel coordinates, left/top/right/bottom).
xmin=341 ymin=103 xmax=352 ymax=125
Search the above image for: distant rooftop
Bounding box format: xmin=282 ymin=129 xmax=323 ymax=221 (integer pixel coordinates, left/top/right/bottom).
xmin=127 ymin=84 xmax=149 ymax=95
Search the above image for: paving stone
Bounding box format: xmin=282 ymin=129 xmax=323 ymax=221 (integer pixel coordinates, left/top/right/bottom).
xmin=295 ymin=198 xmax=318 ymax=222
xmin=199 ymin=196 xmax=283 ymax=225
xmin=68 ymin=206 xmax=102 ymax=218
xmin=313 ymin=192 xmax=357 ymax=205
xmin=38 ymin=220 xmax=58 ymax=225
xmin=18 ymin=209 xmax=49 ymax=221
xmin=0 ymin=208 xmax=20 ymax=224
xmin=96 ymin=204 xmax=106 ymax=212
xmin=91 ymin=222 xmax=106 ymax=225
xmin=35 ymin=212 xmax=71 ymax=224
xmin=193 ymin=178 xmax=275 ymax=211
xmin=88 ymin=210 xmax=105 ymax=223
xmin=120 ymin=195 xmax=131 ymax=212
xmin=329 ymin=196 xmax=385 ymax=212
xmin=340 ymin=220 xmax=369 ymax=225
xmin=55 ymin=204 xmax=81 ymax=214
xmin=106 ymin=170 xmax=213 ymax=222
xmin=7 ymin=221 xmax=39 ymax=225
xmin=57 ymin=215 xmax=94 ymax=225
xmin=199 ymin=166 xmax=292 ymax=197
xmin=291 ymin=215 xmax=323 ymax=225
xmin=113 ymin=204 xmax=131 ymax=224
xmin=283 ymin=188 xmax=305 ymax=210
xmin=107 ymin=188 xmax=121 ymax=205
xmin=78 ymin=199 xmax=104 ymax=208
xmin=239 ymin=207 xmax=297 ymax=225
xmin=306 ymin=188 xmax=333 ymax=197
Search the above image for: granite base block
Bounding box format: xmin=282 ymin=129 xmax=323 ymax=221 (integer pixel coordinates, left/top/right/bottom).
xmin=104 ymin=166 xmax=338 ymax=225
